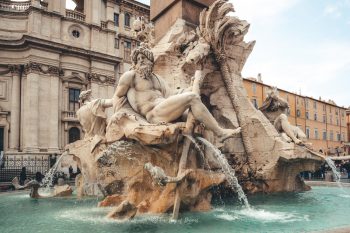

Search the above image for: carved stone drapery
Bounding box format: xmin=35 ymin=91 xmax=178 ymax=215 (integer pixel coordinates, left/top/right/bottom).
xmin=24 ymin=62 xmax=63 ymax=76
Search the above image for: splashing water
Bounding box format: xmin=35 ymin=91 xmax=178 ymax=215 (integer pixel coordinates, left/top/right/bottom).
xmin=42 ymin=151 xmax=68 ymax=188
xmin=325 ymin=157 xmax=343 ymax=189
xmin=196 ymin=137 xmax=250 ymax=208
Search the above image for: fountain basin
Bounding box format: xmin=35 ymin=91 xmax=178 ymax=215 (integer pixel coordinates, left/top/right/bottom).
xmin=1 ymin=186 xmax=350 ymax=233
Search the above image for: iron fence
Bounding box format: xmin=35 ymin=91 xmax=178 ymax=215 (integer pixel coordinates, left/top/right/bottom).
xmin=0 ymin=155 xmax=50 ymax=182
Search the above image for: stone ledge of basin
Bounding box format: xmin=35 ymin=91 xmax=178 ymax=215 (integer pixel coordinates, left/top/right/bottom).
xmin=305 ymin=180 xmax=350 ymax=187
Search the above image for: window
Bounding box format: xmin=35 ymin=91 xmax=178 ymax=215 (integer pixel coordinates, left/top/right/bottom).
xmin=114 ymin=13 xmax=119 ymax=26
xmin=306 ymin=127 xmax=310 ymax=139
xmin=335 ymin=109 xmax=338 ymax=115
xmin=329 ymin=107 xmax=332 ymax=113
xmin=0 ymin=127 xmax=3 ymax=153
xmin=69 ymin=88 xmax=80 ymax=112
xmin=323 ymin=130 xmax=327 ymax=140
xmin=323 ymin=104 xmax=326 ymax=111
xmin=314 ymin=113 xmax=317 ymax=121
xmin=286 ymin=94 xmax=289 ymax=102
xmin=314 ymin=128 xmax=319 ymax=139
xmin=124 ymin=41 xmax=132 ymax=61
xmin=296 ymin=97 xmax=299 ymax=105
xmin=330 ymin=115 xmax=332 ymax=124
xmin=124 ymin=12 xmax=131 ymax=27
xmin=305 ymin=99 xmax=309 ymax=109
xmin=306 ymin=112 xmax=309 ymax=119
xmin=337 ymin=133 xmax=341 ymax=142
xmin=69 ymin=127 xmax=80 ymax=143
xmin=114 ymin=38 xmax=119 ymax=49
xmin=342 ymin=133 xmax=345 ymax=141
xmin=251 ymin=99 xmax=258 ymax=109
xmin=313 ymin=101 xmax=317 ymax=109
xmin=336 ymin=118 xmax=339 ymax=126
xmin=252 ymin=83 xmax=256 ymax=94
xmin=323 ymin=115 xmax=326 ymax=123
xmin=72 ymin=30 xmax=80 ymax=38
xmin=287 ymin=108 xmax=291 ymax=116
xmin=297 ymin=109 xmax=301 ymax=117
xmin=125 ymin=41 xmax=131 ymax=49
xmin=330 ymin=130 xmax=334 ymax=141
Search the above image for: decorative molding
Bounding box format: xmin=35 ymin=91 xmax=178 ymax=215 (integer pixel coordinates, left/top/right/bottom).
xmin=0 ymin=80 xmax=8 ymax=100
xmin=87 ymin=73 xmax=115 ymax=85
xmin=24 ymin=62 xmax=63 ymax=76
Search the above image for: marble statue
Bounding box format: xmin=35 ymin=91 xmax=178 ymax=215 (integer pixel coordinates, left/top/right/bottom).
xmin=112 ymin=44 xmax=241 ymax=142
xmin=260 ymin=87 xmax=306 ymax=145
xmin=64 ymin=0 xmax=325 ymax=221
xmin=76 ymin=89 xmax=113 ymax=139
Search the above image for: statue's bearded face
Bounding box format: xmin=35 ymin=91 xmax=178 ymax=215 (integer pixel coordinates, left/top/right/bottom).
xmin=135 ymin=53 xmax=153 ymax=79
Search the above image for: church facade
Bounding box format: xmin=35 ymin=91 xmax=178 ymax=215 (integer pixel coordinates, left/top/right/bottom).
xmin=0 ymin=0 xmax=149 ymax=162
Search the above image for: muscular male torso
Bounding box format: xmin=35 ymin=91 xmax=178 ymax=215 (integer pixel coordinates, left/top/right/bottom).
xmin=122 ymin=71 xmax=167 ymax=117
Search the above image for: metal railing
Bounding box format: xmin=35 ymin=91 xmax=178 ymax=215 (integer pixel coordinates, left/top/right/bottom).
xmin=0 ymin=0 xmax=31 ymax=11
xmin=66 ymin=9 xmax=86 ymax=22
xmin=0 ymin=155 xmax=51 ymax=182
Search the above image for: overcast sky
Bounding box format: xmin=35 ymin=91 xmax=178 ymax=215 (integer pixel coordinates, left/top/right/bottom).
xmin=66 ymin=0 xmax=350 ymax=107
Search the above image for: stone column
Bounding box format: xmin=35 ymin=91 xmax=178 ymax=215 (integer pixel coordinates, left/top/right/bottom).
xmin=85 ymin=0 xmax=101 ymax=26
xmin=47 ymin=0 xmax=66 ymax=15
xmin=24 ymin=72 xmax=39 ymax=152
xmin=9 ymin=66 xmax=21 ymax=152
xmin=48 ymin=76 xmax=59 ymax=152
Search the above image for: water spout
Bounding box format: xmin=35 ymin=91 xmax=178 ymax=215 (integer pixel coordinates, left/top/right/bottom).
xmin=196 ymin=137 xmax=250 ymax=208
xmin=42 ymin=151 xmax=68 ymax=189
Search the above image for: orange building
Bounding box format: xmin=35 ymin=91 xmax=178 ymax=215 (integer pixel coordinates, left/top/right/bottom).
xmin=243 ymin=78 xmax=348 ymax=155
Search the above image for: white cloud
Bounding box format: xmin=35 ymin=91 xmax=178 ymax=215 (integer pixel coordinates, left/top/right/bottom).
xmin=324 ymin=5 xmax=342 ymax=17
xmin=230 ymin=0 xmax=300 ymax=23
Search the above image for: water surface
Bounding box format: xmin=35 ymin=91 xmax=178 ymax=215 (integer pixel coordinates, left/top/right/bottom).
xmin=0 ymin=187 xmax=349 ymax=233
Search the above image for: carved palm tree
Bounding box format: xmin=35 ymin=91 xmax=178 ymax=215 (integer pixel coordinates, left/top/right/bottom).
xmin=198 ymin=0 xmax=256 ymax=157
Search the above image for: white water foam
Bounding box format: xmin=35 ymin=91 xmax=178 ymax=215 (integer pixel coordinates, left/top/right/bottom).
xmin=215 ymin=213 xmax=238 ymax=221
xmin=237 ymin=208 xmax=309 ymax=223
xmin=196 ymin=137 xmax=250 ymax=208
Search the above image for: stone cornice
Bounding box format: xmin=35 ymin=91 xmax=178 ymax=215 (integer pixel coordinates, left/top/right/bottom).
xmin=0 ymin=35 xmax=122 ymax=65
xmin=24 ymin=62 xmax=63 ymax=76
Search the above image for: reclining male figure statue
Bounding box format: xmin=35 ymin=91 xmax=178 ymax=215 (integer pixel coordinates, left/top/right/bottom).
xmin=112 ymin=44 xmax=240 ymax=142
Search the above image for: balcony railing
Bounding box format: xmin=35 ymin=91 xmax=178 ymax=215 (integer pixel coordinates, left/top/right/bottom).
xmin=101 ymin=21 xmax=107 ymax=29
xmin=66 ymin=9 xmax=85 ymax=22
xmin=0 ymin=0 xmax=31 ymax=11
xmin=62 ymin=111 xmax=78 ymax=122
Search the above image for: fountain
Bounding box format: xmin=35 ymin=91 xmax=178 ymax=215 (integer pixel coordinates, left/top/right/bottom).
xmin=3 ymin=0 xmax=349 ymax=232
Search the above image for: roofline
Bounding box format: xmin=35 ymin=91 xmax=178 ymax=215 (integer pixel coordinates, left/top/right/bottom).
xmin=244 ymin=78 xmax=347 ymax=110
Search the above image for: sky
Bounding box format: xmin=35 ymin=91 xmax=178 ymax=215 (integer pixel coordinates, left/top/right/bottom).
xmin=66 ymin=0 xmax=350 ymax=107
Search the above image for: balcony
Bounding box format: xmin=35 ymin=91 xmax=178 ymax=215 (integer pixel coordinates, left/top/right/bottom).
xmin=62 ymin=111 xmax=79 ymax=122
xmin=66 ymin=9 xmax=85 ymax=22
xmin=0 ymin=0 xmax=31 ymax=11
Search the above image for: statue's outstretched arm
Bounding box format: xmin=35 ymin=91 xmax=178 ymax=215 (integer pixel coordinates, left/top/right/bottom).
xmin=114 ymin=70 xmax=135 ymax=98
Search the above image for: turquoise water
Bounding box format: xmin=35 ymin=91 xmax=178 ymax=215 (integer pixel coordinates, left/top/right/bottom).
xmin=1 ymin=187 xmax=350 ymax=233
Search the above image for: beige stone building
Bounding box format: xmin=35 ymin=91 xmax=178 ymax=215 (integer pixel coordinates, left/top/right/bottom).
xmin=0 ymin=0 xmax=149 ymax=162
xmin=244 ymin=77 xmax=348 ymax=155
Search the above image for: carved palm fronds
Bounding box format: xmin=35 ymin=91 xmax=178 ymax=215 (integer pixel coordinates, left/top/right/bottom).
xmin=199 ymin=0 xmax=243 ymax=59
xmin=198 ymin=0 xmax=255 ymax=156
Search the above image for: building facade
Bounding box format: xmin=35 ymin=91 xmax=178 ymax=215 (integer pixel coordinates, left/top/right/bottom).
xmin=0 ymin=0 xmax=149 ymax=161
xmin=244 ymin=77 xmax=348 ymax=155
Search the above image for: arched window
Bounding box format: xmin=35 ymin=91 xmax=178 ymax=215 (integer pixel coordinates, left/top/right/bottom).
xmin=124 ymin=12 xmax=131 ymax=27
xmin=69 ymin=127 xmax=80 ymax=143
